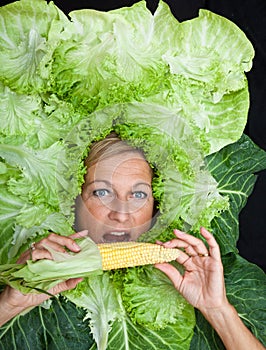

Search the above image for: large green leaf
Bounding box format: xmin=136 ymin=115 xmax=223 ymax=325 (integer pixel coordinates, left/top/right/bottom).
xmin=0 ymin=1 xmax=265 ymax=349
xmin=207 ymin=134 xmax=266 ymax=254
xmin=0 ymin=297 xmax=94 ymax=350
xmin=103 ymin=316 xmax=194 ymax=350
xmin=64 ymin=270 xmax=195 ymax=350
xmin=0 ymin=0 xmax=68 ymax=93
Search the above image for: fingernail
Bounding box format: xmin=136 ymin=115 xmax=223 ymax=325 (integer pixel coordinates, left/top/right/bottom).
xmin=78 ymin=230 xmax=89 ymax=235
xmin=174 ymin=229 xmax=184 ymax=236
xmin=156 ymin=240 xmax=163 ymax=245
xmin=73 ymin=242 xmax=81 ymax=251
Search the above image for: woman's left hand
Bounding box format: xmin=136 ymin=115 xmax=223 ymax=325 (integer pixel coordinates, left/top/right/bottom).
xmin=155 ymin=227 xmax=228 ymax=315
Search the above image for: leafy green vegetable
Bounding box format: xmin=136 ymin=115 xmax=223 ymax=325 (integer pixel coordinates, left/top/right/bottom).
xmin=0 ymin=297 xmax=95 ymax=350
xmin=112 ymin=265 xmax=194 ymax=331
xmin=0 ymin=0 xmax=265 ymax=349
xmin=64 ymin=274 xmax=123 ymax=350
xmin=0 ymin=0 xmax=68 ymax=93
xmin=206 ymin=134 xmax=266 ymax=255
xmin=0 ymin=238 xmax=102 ymax=293
xmin=64 ymin=270 xmax=195 ymax=350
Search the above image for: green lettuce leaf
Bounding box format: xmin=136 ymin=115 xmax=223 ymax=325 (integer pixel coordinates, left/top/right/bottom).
xmin=0 ymin=142 xmax=62 ymax=206
xmin=0 ymin=83 xmax=41 ymax=136
xmin=0 ymin=187 xmax=25 ymax=264
xmin=0 ymin=238 xmax=102 ymax=293
xmin=0 ymin=0 xmax=68 ymax=93
xmin=64 ymin=274 xmax=123 ymax=350
xmin=0 ymin=1 xmax=265 ymax=350
xmin=48 ymin=1 xmax=252 ymax=155
xmin=114 ymin=266 xmax=195 ymax=331
xmin=64 ymin=268 xmax=195 ymax=350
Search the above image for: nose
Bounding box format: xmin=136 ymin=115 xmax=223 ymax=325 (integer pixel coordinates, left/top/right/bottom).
xmin=108 ymin=198 xmax=131 ymax=223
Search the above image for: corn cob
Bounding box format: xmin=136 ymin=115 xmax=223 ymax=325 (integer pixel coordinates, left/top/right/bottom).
xmin=97 ymin=241 xmax=180 ymax=270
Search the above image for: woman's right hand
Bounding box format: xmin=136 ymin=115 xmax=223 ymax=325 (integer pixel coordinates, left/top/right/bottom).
xmin=0 ymin=230 xmax=88 ymax=326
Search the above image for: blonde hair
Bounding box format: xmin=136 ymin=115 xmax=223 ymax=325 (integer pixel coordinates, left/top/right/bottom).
xmin=84 ymin=132 xmax=148 ymax=168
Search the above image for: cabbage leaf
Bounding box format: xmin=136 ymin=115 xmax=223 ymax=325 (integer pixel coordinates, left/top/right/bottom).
xmin=0 ymin=1 xmax=265 ymax=350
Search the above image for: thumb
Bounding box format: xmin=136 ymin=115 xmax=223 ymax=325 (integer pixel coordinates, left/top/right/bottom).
xmin=49 ymin=278 xmax=83 ymax=295
xmin=155 ymin=263 xmax=183 ymax=291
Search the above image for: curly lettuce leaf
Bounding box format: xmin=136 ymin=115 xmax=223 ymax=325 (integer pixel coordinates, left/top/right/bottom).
xmin=0 ymin=0 xmax=68 ymax=93
xmin=64 ymin=267 xmax=195 ymax=350
xmin=0 ymin=187 xmax=25 ymax=264
xmin=0 ymin=142 xmax=64 ymax=207
xmin=0 ymin=83 xmax=41 ymax=136
xmin=47 ymin=1 xmax=253 ymax=154
xmin=0 ymin=84 xmax=82 ymax=149
xmin=64 ymin=274 xmax=123 ymax=350
xmin=0 ymin=1 xmax=264 ymax=350
xmin=115 ymin=266 xmax=195 ymax=330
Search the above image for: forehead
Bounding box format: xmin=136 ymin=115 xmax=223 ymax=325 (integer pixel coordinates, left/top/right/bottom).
xmin=86 ymin=151 xmax=152 ymax=182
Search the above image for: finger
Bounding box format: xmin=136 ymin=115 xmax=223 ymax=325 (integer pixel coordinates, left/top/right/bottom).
xmin=162 ymin=230 xmax=209 ymax=257
xmin=156 ymin=240 xmax=193 ymax=265
xmin=200 ymin=227 xmax=221 ymax=260
xmin=155 ymin=263 xmax=183 ymax=291
xmin=183 ymin=245 xmax=199 ymax=257
xmin=174 ymin=229 xmax=209 ymax=256
xmin=16 ymin=247 xmax=53 ymax=263
xmin=31 ymin=248 xmax=53 ymax=261
xmin=161 ymin=238 xmax=197 ymax=256
xmin=156 ymin=239 xmax=191 ymax=262
xmin=69 ymin=230 xmax=89 ymax=239
xmin=49 ymin=278 xmax=83 ymax=295
xmin=16 ymin=251 xmax=30 ymax=264
xmin=35 ymin=240 xmax=68 ymax=254
xmin=40 ymin=233 xmax=81 ymax=252
xmin=17 ymin=232 xmax=87 ymax=264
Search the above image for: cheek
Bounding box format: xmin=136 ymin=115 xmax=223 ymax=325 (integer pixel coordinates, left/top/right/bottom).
xmin=136 ymin=199 xmax=154 ymax=224
xmin=84 ymin=199 xmax=108 ymax=220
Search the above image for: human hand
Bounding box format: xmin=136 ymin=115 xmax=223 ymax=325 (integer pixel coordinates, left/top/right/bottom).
xmin=155 ymin=227 xmax=228 ymax=315
xmin=16 ymin=230 xmax=88 ymax=264
xmin=4 ymin=231 xmax=88 ymax=313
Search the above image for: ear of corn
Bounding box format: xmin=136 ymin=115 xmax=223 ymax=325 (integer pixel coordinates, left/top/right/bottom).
xmin=97 ymin=241 xmax=180 ymax=270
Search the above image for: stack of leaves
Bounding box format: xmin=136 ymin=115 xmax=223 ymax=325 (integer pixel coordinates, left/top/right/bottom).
xmin=0 ymin=0 xmax=265 ymax=349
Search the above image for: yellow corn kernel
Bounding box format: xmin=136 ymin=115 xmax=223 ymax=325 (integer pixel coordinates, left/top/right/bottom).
xmin=97 ymin=241 xmax=179 ymax=270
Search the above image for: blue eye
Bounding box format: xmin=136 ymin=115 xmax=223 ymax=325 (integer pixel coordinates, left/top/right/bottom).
xmin=93 ymin=189 xmax=110 ymax=197
xmin=132 ymin=191 xmax=147 ymax=199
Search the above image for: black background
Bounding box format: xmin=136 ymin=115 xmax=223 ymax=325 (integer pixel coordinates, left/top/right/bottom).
xmin=1 ymin=0 xmax=265 ymax=272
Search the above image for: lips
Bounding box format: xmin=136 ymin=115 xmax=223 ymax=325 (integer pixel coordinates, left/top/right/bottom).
xmin=102 ymin=231 xmax=130 ymax=243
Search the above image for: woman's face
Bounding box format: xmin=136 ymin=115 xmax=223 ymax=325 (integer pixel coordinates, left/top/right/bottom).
xmin=75 ymin=151 xmax=154 ymax=243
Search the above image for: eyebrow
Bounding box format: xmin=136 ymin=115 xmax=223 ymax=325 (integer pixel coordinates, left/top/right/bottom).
xmin=86 ymin=180 xmax=152 ymax=188
xmin=132 ymin=182 xmax=152 ymax=189
xmin=86 ymin=180 xmax=112 ymax=186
